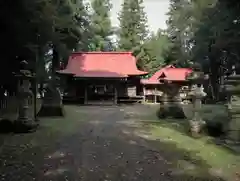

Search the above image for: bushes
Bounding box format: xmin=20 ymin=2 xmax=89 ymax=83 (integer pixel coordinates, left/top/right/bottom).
xmin=183 ymin=104 xmax=229 ymax=137
xmin=202 ymin=105 xmax=229 ymax=137
xmin=157 ymin=103 xmax=186 ymax=119
xmin=161 ymin=104 xmax=230 ymax=138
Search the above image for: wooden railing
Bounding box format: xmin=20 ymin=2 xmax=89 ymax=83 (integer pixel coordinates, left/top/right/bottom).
xmin=0 ymin=94 xmax=18 ymax=120
xmin=0 ymin=93 xmax=42 ymax=120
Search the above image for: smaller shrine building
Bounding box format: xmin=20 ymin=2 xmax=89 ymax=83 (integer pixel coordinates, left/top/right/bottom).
xmin=141 ymin=65 xmax=192 ymax=103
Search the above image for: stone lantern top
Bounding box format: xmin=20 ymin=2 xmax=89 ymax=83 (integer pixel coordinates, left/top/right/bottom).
xmin=186 ymin=63 xmax=208 ymax=100
xmin=14 ymin=60 xmax=35 ymax=79
xmin=224 ymin=74 xmax=240 ymax=95
xmin=186 ymin=71 xmax=208 ymax=85
xmin=188 ymin=84 xmax=207 ymax=99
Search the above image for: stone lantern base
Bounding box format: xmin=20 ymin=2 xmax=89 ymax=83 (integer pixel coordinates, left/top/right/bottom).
xmin=157 ymin=84 xmax=186 ymax=119
xmin=157 ymin=101 xmax=185 ymax=119
xmin=13 ymin=119 xmax=39 ymax=133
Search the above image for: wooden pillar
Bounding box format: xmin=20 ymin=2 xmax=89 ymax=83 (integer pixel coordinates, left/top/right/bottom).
xmin=84 ymin=85 xmax=88 ymax=104
xmin=143 ymin=86 xmax=146 ymax=102
xmin=154 ymin=87 xmax=157 ymax=104
xmin=114 ymin=86 xmax=118 ymax=104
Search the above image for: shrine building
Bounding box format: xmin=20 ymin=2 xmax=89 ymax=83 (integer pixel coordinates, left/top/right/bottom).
xmin=57 ymin=52 xmax=148 ymax=104
xmin=141 ymin=65 xmax=192 ymax=103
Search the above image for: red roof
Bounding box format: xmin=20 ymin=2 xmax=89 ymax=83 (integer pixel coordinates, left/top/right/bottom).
xmin=141 ymin=65 xmax=192 ymax=84
xmin=58 ymin=52 xmax=148 ymax=78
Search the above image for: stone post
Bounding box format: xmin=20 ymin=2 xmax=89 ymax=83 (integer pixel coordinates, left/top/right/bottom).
xmin=38 ymin=77 xmax=64 ymax=117
xmin=14 ymin=61 xmax=39 ymax=132
xmin=224 ymin=74 xmax=240 ymax=141
xmin=186 ymin=68 xmax=208 ymax=137
xmin=188 ymin=84 xmax=206 ymax=136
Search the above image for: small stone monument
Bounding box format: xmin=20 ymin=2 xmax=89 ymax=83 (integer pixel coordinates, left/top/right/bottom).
xmin=187 ymin=68 xmax=207 ymax=137
xmin=14 ymin=60 xmax=39 ymax=132
xmin=38 ymin=76 xmax=64 ymax=117
xmin=224 ymin=73 xmax=240 ymax=141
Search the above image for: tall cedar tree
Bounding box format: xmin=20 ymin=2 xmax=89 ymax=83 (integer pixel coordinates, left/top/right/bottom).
xmin=0 ymin=0 xmax=90 ymax=93
xmin=89 ymin=0 xmax=113 ymax=51
xmin=74 ymin=0 xmax=92 ymax=52
xmin=118 ymin=0 xmax=149 ymax=70
xmin=142 ymin=30 xmax=173 ymax=76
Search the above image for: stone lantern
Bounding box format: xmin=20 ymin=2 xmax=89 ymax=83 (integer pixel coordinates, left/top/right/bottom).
xmin=158 ymin=79 xmax=186 ymax=119
xmin=223 ymin=73 xmax=240 ymax=141
xmin=14 ymin=60 xmax=39 ymax=132
xmin=187 ymin=69 xmax=207 ymax=137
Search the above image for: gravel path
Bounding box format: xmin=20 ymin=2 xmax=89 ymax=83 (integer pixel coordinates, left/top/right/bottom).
xmin=0 ymin=105 xmax=225 ymax=181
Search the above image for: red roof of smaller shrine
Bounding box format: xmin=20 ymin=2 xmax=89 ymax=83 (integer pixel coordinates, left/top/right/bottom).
xmin=141 ymin=65 xmax=192 ymax=85
xmin=57 ymin=52 xmax=148 ymax=78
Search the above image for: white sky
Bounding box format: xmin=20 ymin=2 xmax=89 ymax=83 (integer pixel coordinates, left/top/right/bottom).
xmin=110 ymin=0 xmax=170 ymax=32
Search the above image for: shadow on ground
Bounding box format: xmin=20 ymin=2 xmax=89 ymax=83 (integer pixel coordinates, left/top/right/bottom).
xmin=0 ymin=129 xmax=226 ymax=181
xmin=0 ymin=105 xmax=236 ymax=181
xmin=125 ymin=104 xmax=239 ymax=155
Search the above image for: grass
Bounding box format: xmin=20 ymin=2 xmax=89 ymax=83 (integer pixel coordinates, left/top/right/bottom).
xmin=134 ymin=105 xmax=240 ymax=181
xmin=39 ymin=105 xmax=89 ymax=134
xmin=0 ymin=105 xmax=88 ymax=154
xmin=149 ymin=125 xmax=239 ymax=178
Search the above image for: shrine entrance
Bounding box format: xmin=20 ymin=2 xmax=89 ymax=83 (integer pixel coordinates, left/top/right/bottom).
xmin=79 ymin=78 xmax=120 ymax=105
xmin=86 ymin=84 xmax=116 ymax=104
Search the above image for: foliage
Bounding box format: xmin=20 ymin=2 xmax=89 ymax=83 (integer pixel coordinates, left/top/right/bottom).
xmin=166 ymin=0 xmax=240 ymax=101
xmin=0 ymin=0 xmax=91 ymax=91
xmin=140 ymin=30 xmax=173 ymax=75
xmin=117 ymin=0 xmax=149 ymax=70
xmin=89 ymin=0 xmax=114 ymax=51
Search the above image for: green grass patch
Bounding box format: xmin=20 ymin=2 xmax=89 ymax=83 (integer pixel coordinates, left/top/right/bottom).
xmin=0 ymin=105 xmax=88 ymax=154
xmin=39 ymin=105 xmax=89 ymax=135
xmin=148 ymin=124 xmax=239 ymax=180
xmin=135 ymin=105 xmax=240 ymax=180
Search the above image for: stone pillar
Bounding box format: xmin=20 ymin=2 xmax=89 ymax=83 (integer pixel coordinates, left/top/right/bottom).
xmin=188 ymin=84 xmax=206 ymax=137
xmin=14 ymin=61 xmax=39 ymax=132
xmin=38 ymin=79 xmax=64 ymax=117
xmin=18 ymin=80 xmax=32 ymax=122
xmin=224 ymin=74 xmax=240 ymax=141
xmin=186 ymin=64 xmax=208 ymax=137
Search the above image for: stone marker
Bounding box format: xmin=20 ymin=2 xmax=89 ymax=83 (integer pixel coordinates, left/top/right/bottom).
xmin=38 ymin=78 xmax=64 ymax=117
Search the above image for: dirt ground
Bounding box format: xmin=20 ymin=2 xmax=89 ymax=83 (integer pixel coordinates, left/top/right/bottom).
xmin=0 ymin=105 xmax=230 ymax=181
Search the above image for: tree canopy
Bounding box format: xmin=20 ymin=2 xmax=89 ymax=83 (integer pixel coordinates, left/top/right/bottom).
xmin=117 ymin=0 xmax=150 ymax=70
xmin=166 ymin=0 xmax=240 ymax=100
xmin=3 ymin=0 xmax=240 ymax=101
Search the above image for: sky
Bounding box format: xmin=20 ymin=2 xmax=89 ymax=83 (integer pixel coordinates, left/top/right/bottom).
xmin=110 ymin=0 xmax=170 ymax=33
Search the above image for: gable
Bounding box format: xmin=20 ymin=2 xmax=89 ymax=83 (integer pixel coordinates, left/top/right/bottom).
xmin=158 ymin=72 xmax=166 ymax=79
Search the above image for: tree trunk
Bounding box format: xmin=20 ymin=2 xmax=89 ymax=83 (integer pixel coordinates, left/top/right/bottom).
xmin=52 ymin=45 xmax=59 ymax=75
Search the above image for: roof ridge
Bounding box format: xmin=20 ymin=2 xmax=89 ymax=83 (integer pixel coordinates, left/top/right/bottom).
xmin=72 ymin=51 xmax=132 ymax=54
